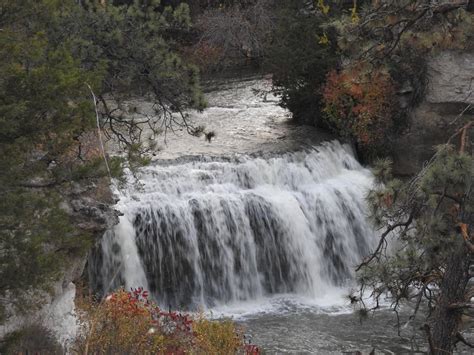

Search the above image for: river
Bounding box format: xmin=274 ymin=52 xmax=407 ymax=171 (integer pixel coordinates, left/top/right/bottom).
xmin=90 ymin=77 xmax=427 ymax=354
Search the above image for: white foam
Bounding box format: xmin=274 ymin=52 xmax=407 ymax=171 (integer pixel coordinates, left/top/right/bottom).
xmin=92 ymin=141 xmax=376 ymax=315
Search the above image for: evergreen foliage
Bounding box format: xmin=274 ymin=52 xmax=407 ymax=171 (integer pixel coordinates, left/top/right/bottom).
xmin=267 ymin=1 xmax=338 ymax=125
xmin=357 ymin=144 xmax=473 ymax=352
xmin=0 ymin=0 xmax=205 ymax=320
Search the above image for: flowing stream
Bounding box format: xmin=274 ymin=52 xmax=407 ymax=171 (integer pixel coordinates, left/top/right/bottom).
xmin=90 ymin=78 xmax=416 ymax=353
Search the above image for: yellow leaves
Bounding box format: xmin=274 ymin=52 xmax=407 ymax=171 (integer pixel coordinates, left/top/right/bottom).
xmin=317 ymin=0 xmax=330 ymax=15
xmin=351 ymin=0 xmax=359 ymax=24
xmin=376 ymin=43 xmax=386 ymax=51
xmin=193 ymin=316 xmax=243 ymax=354
xmin=387 ymin=14 xmax=399 ymax=26
xmin=318 ymin=32 xmax=330 ymax=45
xmin=458 ymin=222 xmax=474 ymax=253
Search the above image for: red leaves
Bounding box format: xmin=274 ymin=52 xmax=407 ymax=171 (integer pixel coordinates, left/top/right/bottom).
xmin=245 ymin=344 xmax=261 ymax=354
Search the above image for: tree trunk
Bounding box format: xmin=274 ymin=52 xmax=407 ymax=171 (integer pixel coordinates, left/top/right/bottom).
xmin=430 ymin=244 xmax=471 ymax=354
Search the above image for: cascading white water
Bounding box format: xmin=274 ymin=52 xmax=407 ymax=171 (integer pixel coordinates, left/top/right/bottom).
xmin=89 ymin=140 xmax=375 ymax=310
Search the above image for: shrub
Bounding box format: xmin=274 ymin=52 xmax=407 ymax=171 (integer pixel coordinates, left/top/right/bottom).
xmin=76 ymin=288 xmax=260 ymax=354
xmin=322 ymin=64 xmax=396 ymax=156
xmin=193 ymin=316 xmax=243 ymax=354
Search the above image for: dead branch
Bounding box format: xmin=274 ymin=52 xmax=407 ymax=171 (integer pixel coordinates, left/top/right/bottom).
xmin=356 ymin=211 xmax=415 ymax=271
xmin=447 ymin=120 xmax=473 ymax=151
xmin=433 ymin=1 xmax=469 ymax=14
xmin=87 ymin=84 xmax=112 ymax=179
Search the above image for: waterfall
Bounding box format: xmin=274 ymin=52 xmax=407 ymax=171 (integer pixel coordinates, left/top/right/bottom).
xmin=89 ymin=141 xmax=375 ymax=310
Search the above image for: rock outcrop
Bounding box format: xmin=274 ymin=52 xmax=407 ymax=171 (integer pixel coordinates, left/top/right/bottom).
xmin=0 ymin=176 xmax=119 ymax=350
xmin=48 ymin=177 xmax=119 ymax=348
xmin=0 ymin=126 xmax=120 ymax=351
xmin=392 ymin=51 xmax=474 ymax=176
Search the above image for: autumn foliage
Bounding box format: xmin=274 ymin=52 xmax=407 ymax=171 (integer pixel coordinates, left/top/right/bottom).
xmin=322 ymin=64 xmax=395 ymax=153
xmin=76 ymin=288 xmax=259 ymax=354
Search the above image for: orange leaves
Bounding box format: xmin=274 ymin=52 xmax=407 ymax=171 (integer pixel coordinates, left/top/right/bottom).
xmin=77 ymin=288 xmax=195 ymax=353
xmin=459 ymin=223 xmax=469 ymax=241
xmin=192 ymin=315 xmax=246 ymax=354
xmin=322 ymin=63 xmax=395 ymax=152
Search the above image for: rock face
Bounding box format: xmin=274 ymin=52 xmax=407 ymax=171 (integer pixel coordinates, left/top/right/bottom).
xmin=0 ymin=176 xmax=119 ymax=349
xmin=426 ymin=51 xmax=474 ymax=105
xmin=392 ymin=50 xmax=474 ymax=176
xmin=49 ymin=178 xmax=119 ymax=348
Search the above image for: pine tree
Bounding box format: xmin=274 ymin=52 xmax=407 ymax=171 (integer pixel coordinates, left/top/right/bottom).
xmin=0 ymin=0 xmax=205 ymax=320
xmin=357 ymin=134 xmax=473 ymax=353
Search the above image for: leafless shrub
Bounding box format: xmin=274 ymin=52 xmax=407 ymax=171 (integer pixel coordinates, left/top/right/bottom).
xmin=193 ymin=0 xmax=276 ymax=70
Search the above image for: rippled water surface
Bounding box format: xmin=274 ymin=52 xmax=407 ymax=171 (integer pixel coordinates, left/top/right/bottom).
xmin=147 ymin=77 xmax=334 ymax=159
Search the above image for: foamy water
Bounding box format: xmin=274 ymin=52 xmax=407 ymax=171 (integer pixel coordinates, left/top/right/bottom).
xmin=90 ymin=141 xmax=376 ymax=317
